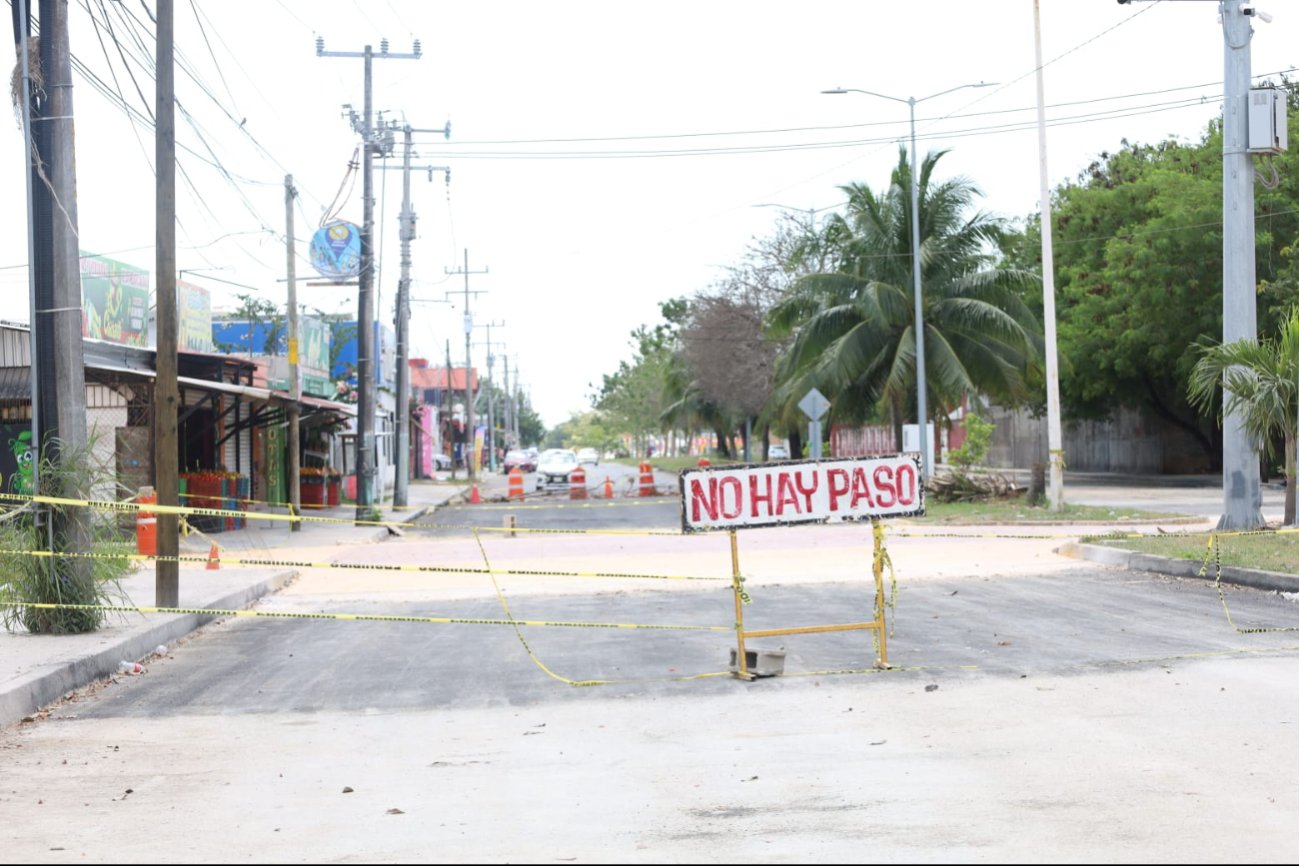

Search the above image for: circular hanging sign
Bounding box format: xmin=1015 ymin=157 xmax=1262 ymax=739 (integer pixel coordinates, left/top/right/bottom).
xmin=309 ymin=220 xmax=362 ymax=278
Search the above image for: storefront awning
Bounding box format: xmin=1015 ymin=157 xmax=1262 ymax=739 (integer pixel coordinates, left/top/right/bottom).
xmin=294 ymin=393 xmax=358 ymax=417
xmin=177 ymin=376 xmax=272 ymax=401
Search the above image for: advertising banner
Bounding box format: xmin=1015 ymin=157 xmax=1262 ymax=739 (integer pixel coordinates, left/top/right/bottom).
xmin=300 ymin=317 xmax=330 ymax=373
xmin=177 ymin=280 xmax=213 ymax=352
xmin=678 ymin=455 xmax=924 ymax=533
xmin=80 ymin=253 xmax=149 ymax=346
xmin=0 ymin=424 xmax=34 ymax=494
xmin=309 ymin=221 xmax=361 ymax=278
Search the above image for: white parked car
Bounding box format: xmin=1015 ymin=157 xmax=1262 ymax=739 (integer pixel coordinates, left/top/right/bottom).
xmin=768 ymin=444 xmax=790 ymax=461
xmin=536 ymin=449 xmax=580 ymax=490
xmin=576 ymin=447 xmax=600 ymax=466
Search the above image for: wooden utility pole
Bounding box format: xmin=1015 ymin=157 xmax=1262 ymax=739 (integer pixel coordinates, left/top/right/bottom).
xmin=317 ymin=37 xmax=420 ymax=521
xmin=285 ymin=176 xmax=301 ymax=530
xmin=154 ymin=0 xmax=180 ymax=605
xmin=445 ymin=250 xmax=487 ymax=481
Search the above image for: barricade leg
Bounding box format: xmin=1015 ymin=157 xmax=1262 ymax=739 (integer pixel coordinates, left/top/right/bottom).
xmin=872 ymin=519 xmax=889 ymax=669
xmin=729 ymin=529 xmax=751 ymax=680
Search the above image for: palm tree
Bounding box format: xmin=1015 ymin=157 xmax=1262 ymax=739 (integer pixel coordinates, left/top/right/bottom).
xmin=1188 ymin=308 xmax=1299 ymax=525
xmin=768 ymin=147 xmax=1042 ymax=449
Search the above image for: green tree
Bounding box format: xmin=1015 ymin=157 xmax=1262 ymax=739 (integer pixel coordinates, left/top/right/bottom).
xmin=1188 ymin=308 xmax=1299 ymax=525
xmin=769 ymin=147 xmax=1041 ymax=449
xmin=1020 ymin=82 xmax=1299 ymax=467
xmin=512 ymin=394 xmax=546 ymax=449
xmin=593 ymin=301 xmax=685 ymax=453
xmin=227 ymin=293 xmax=284 ymax=356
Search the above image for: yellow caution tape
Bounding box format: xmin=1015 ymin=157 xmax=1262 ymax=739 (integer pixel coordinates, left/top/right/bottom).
xmin=13 ymin=601 xmax=732 ymax=632
xmin=0 ymin=491 xmax=686 ymax=537
xmin=0 ymin=546 xmax=726 ymax=582
xmin=448 ymin=498 xmax=675 ymax=511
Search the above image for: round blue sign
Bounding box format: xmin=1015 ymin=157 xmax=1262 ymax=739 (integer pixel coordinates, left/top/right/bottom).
xmin=309 ymin=221 xmax=362 ymax=278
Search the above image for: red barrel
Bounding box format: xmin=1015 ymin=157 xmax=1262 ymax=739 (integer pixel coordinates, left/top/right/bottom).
xmin=137 ymin=486 xmax=157 ymax=556
xmin=697 ymin=456 xmax=711 ymax=468
xmin=570 ymin=465 xmax=588 ymax=500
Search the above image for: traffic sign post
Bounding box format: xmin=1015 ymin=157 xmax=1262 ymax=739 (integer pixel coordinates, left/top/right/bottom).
xmin=799 ymin=388 xmax=830 ymax=459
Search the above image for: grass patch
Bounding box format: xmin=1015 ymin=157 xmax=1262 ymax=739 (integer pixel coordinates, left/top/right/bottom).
xmin=1088 ymin=529 xmax=1299 ymax=575
xmin=916 ymin=498 xmax=1185 ymax=524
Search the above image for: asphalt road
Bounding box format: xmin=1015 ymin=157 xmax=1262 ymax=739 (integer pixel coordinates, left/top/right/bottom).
xmin=5 ymin=484 xmax=1299 ymax=862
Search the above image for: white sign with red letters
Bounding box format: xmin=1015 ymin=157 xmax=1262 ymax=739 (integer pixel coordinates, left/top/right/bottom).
xmin=678 ymin=454 xmax=925 ymax=533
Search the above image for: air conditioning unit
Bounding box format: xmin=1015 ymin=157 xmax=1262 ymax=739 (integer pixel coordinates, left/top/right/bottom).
xmin=1248 ymin=87 xmax=1287 ymax=154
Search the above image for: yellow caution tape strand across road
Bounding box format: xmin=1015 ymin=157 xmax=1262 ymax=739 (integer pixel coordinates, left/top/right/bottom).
xmin=0 ymin=547 xmax=726 ymax=582
xmin=0 ymin=491 xmax=688 ymax=537
xmin=468 ymin=528 xmax=730 ymax=687
xmin=446 ymin=497 xmax=676 ymax=511
xmin=12 ymin=601 xmax=732 ymax=632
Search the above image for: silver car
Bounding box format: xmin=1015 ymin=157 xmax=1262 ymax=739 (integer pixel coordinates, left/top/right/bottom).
xmin=536 ymin=449 xmax=580 ymax=490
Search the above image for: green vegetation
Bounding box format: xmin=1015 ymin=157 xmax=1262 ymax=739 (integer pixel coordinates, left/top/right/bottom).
xmin=1091 ymin=530 xmax=1299 ymax=576
xmin=563 ymin=81 xmax=1299 ymax=491
xmin=0 ymin=435 xmax=132 ymax=634
xmin=1188 ymin=308 xmax=1299 ymax=524
xmin=913 ymin=498 xmax=1183 ymax=525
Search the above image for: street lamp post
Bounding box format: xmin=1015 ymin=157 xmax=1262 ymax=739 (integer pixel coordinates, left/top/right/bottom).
xmin=823 ymin=82 xmax=994 ymax=482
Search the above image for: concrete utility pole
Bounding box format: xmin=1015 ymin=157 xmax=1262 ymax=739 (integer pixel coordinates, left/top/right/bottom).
xmin=503 ymin=355 xmax=512 ymax=449
xmin=317 ymin=37 xmax=421 ymax=522
xmin=15 ymin=0 xmax=39 ymax=497
xmin=1033 ymin=0 xmax=1065 ymax=511
xmin=511 ymin=357 xmax=522 ymax=443
xmin=284 ymin=176 xmax=301 ymax=530
xmin=18 ymin=0 xmax=94 ymax=599
xmin=445 ymin=250 xmax=488 ymax=481
xmin=475 ymin=321 xmax=505 ymax=472
xmin=377 ymin=124 xmax=449 ymax=508
xmin=445 ymin=339 xmax=456 ymax=479
xmin=1219 ymin=1 xmax=1264 ymax=529
xmin=154 ymin=0 xmax=180 ymax=605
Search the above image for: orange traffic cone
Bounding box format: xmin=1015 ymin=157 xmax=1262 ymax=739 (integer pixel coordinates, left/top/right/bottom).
xmin=470 ymin=484 xmax=481 ymax=504
xmin=603 ymin=476 xmax=614 ymax=499
xmin=206 ymin=542 xmax=221 ymax=570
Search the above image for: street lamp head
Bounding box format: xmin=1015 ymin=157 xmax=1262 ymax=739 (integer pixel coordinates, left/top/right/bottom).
xmin=821 ymin=88 xmax=849 ymax=95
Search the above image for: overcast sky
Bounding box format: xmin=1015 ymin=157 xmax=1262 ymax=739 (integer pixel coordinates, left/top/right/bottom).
xmin=2 ymin=0 xmax=1295 ymax=428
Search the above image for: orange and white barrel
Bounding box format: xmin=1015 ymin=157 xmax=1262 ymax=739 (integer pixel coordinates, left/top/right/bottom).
xmin=638 ymin=461 xmax=655 ymax=497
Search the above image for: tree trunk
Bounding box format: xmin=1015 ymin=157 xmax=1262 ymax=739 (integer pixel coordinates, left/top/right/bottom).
xmin=788 ymin=426 xmax=803 ymax=460
xmin=1286 ymin=431 xmax=1296 ymax=526
xmin=890 ymin=396 xmax=904 ymax=452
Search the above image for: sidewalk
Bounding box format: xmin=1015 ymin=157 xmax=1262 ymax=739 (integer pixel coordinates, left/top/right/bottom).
xmin=0 ymin=478 xmax=470 ymax=730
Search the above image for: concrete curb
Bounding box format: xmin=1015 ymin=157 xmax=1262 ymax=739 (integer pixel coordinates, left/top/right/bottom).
xmin=0 ymin=569 xmax=296 ymax=729
xmin=1057 ymin=541 xmax=1299 ymax=594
